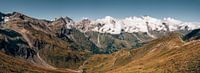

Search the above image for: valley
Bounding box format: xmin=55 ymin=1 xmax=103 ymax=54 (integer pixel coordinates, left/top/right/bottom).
xmin=0 ymin=12 xmax=200 ymax=73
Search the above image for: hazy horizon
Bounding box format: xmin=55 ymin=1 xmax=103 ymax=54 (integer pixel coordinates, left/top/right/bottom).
xmin=0 ymin=0 xmax=200 ymax=22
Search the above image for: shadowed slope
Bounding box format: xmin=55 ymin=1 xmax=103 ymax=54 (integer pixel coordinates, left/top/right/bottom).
xmin=0 ymin=51 xmax=78 ymax=73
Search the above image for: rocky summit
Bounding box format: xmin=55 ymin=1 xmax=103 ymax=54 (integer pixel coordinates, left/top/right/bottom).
xmin=0 ymin=12 xmax=200 ymax=73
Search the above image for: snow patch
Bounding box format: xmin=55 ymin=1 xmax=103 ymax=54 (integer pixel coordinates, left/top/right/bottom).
xmin=75 ymin=16 xmax=200 ymax=37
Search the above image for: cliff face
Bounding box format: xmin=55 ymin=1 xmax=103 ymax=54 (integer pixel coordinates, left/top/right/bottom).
xmin=0 ymin=28 xmax=35 ymax=60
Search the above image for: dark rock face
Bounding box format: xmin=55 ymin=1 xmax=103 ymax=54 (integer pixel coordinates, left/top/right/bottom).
xmin=0 ymin=12 xmax=5 ymax=23
xmin=50 ymin=17 xmax=100 ymax=53
xmin=0 ymin=29 xmax=36 ymax=60
xmin=62 ymin=28 xmax=100 ymax=52
xmin=183 ymin=28 xmax=200 ymax=41
xmin=50 ymin=17 xmax=73 ymax=38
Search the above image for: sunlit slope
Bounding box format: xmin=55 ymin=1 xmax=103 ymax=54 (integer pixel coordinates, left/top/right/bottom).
xmin=83 ymin=33 xmax=200 ymax=73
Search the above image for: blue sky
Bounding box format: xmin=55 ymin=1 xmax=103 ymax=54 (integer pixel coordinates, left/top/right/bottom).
xmin=0 ymin=0 xmax=200 ymax=21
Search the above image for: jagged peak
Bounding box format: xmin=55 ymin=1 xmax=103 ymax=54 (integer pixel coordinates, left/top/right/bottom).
xmin=97 ymin=16 xmax=115 ymax=21
xmin=55 ymin=16 xmax=73 ymax=22
xmin=81 ymin=17 xmax=90 ymax=21
xmin=8 ymin=12 xmax=28 ymax=18
xmin=2 ymin=12 xmax=200 ymax=35
xmin=55 ymin=17 xmax=65 ymax=21
xmin=12 ymin=12 xmax=23 ymax=15
xmin=64 ymin=16 xmax=73 ymax=22
xmin=105 ymin=16 xmax=114 ymax=20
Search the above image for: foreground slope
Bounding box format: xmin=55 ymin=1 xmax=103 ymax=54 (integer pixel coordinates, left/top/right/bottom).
xmin=82 ymin=33 xmax=200 ymax=73
xmin=0 ymin=51 xmax=78 ymax=73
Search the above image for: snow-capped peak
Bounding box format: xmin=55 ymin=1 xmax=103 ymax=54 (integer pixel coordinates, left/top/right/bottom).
xmin=96 ymin=16 xmax=116 ymax=24
xmin=82 ymin=17 xmax=89 ymax=20
xmin=94 ymin=16 xmax=122 ymax=34
xmin=75 ymin=16 xmax=200 ymax=38
xmin=142 ymin=16 xmax=160 ymax=22
xmin=104 ymin=16 xmax=115 ymax=20
xmin=163 ymin=17 xmax=182 ymax=24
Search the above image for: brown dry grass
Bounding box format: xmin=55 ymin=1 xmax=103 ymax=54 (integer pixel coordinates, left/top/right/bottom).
xmin=0 ymin=51 xmax=77 ymax=73
xmin=82 ymin=33 xmax=200 ymax=73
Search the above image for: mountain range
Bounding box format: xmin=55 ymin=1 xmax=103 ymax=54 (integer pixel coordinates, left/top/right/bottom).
xmin=0 ymin=12 xmax=200 ymax=73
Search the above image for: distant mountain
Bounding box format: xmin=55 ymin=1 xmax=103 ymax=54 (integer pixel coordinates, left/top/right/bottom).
xmin=0 ymin=12 xmax=200 ymax=73
xmin=73 ymin=16 xmax=200 ymax=53
xmin=75 ymin=16 xmax=200 ymax=38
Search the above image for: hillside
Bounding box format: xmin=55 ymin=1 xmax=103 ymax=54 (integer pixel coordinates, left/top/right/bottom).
xmin=0 ymin=51 xmax=78 ymax=73
xmin=82 ymin=33 xmax=200 ymax=73
xmin=0 ymin=11 xmax=200 ymax=73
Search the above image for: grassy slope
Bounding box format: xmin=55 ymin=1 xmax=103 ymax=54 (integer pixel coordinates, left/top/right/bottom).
xmin=82 ymin=33 xmax=200 ymax=73
xmin=0 ymin=51 xmax=76 ymax=73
